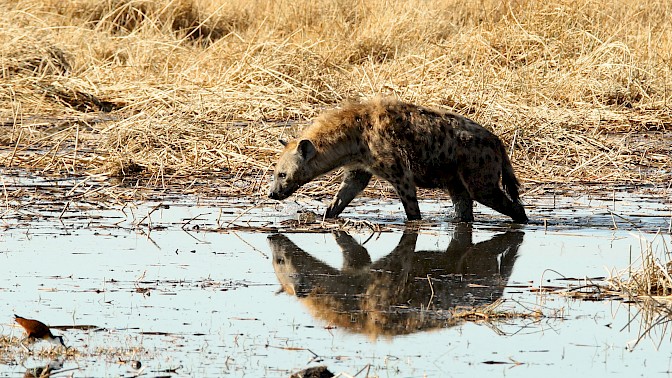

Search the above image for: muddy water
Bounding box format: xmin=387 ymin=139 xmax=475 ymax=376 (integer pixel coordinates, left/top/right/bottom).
xmin=1 ymin=177 xmax=671 ymax=376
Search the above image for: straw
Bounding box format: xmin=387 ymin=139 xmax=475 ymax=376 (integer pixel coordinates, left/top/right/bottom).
xmin=0 ymin=0 xmax=670 ymax=201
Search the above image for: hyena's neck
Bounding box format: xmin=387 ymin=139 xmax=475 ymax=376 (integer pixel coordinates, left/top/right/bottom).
xmin=308 ymin=131 xmax=364 ymax=176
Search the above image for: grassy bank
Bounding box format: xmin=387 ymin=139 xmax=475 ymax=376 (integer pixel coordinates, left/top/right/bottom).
xmin=1 ymin=0 xmax=671 ymax=197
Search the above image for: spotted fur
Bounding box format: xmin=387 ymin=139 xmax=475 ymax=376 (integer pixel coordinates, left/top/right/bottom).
xmin=268 ymin=97 xmax=528 ymax=223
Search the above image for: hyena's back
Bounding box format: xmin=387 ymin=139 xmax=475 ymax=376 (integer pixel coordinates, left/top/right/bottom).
xmin=356 ymin=100 xmax=527 ymax=222
xmin=363 ymin=104 xmax=497 ymax=183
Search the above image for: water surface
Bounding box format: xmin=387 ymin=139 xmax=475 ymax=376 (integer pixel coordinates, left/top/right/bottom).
xmin=1 ymin=175 xmax=671 ymax=377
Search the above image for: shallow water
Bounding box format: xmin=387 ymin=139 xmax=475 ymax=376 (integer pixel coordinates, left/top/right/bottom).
xmin=1 ymin=175 xmax=672 ymax=377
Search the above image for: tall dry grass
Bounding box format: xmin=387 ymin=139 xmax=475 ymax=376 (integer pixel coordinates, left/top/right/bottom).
xmin=1 ymin=0 xmax=671 ymax=196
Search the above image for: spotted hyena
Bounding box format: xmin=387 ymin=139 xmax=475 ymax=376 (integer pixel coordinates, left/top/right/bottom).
xmin=268 ymin=97 xmax=528 ymax=223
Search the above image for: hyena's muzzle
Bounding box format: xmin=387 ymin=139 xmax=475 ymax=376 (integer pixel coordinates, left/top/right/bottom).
xmin=268 ymin=182 xmax=300 ymax=201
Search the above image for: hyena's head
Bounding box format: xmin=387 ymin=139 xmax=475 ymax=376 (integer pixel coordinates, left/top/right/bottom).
xmin=268 ymin=139 xmax=317 ymax=200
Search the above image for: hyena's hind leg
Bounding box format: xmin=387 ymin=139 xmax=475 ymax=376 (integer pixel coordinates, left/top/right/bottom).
xmin=478 ymin=189 xmax=527 ymax=223
xmin=467 ymin=183 xmax=527 ymax=223
xmin=325 ymin=169 xmax=372 ymax=218
xmin=458 ymin=166 xmax=527 ymax=223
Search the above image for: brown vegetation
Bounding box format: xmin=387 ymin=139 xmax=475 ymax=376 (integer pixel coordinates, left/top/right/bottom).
xmin=606 ymin=233 xmax=672 ymax=297
xmin=602 ymin=234 xmax=672 ymax=347
xmin=1 ymin=0 xmax=671 ymax=198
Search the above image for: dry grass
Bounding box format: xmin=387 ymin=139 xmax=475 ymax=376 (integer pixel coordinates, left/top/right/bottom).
xmin=1 ymin=0 xmax=671 ymax=198
xmin=608 ymin=233 xmax=672 ymax=299
xmin=603 ymin=233 xmax=672 ymax=348
xmin=1 ymin=332 xmax=148 ymax=373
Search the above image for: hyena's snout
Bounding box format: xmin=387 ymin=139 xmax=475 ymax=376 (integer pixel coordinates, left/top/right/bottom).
xmin=268 ymin=184 xmax=291 ymax=200
xmin=268 ymin=190 xmax=283 ymax=200
xmin=268 ymin=180 xmax=300 ymax=201
xmin=268 ymin=179 xmax=281 ymax=200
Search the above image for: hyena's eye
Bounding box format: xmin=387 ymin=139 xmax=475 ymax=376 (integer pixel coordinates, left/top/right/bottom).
xmin=278 ymin=172 xmax=287 ymax=179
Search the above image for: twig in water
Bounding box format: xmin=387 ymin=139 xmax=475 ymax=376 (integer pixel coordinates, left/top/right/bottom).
xmin=233 ymin=232 xmax=269 ymax=259
xmin=136 ymin=202 xmax=164 ymax=228
xmin=426 ymin=274 xmax=435 ymax=309
xmin=225 ymin=200 xmax=268 ymax=228
xmin=181 ymin=212 xmax=211 ymax=230
xmin=58 ymin=201 xmax=70 ymax=219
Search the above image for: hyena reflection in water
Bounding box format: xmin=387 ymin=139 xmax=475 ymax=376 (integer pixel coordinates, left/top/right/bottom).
xmin=269 ymin=224 xmax=524 ymax=338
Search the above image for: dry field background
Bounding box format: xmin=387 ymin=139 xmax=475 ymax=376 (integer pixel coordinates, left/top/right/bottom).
xmin=1 ymin=0 xmax=671 ymax=199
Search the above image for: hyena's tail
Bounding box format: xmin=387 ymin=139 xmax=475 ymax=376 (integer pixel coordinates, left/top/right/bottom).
xmin=500 ymin=144 xmax=522 ymax=204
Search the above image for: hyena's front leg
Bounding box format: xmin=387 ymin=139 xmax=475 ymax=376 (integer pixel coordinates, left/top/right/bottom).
xmin=325 ymin=169 xmax=372 ymax=218
xmin=389 ymin=178 xmax=421 ymax=221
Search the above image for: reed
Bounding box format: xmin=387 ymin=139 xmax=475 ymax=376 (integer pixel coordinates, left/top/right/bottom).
xmin=1 ymin=0 xmax=670 ymax=197
xmin=607 ymin=233 xmax=672 ymax=299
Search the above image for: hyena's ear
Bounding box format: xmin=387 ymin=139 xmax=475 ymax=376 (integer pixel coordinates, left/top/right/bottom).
xmin=297 ymin=139 xmax=316 ymax=161
xmin=279 ymin=139 xmax=288 ymax=147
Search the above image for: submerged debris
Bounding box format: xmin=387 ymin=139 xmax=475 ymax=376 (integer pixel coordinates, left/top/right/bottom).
xmin=451 ymin=298 xmax=544 ymax=321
